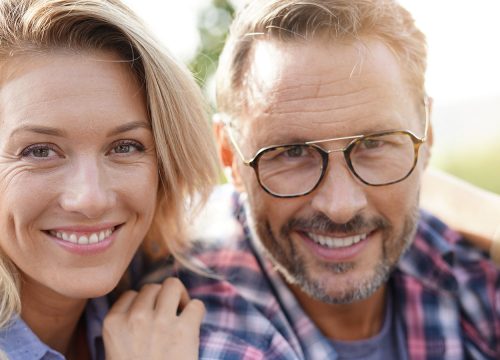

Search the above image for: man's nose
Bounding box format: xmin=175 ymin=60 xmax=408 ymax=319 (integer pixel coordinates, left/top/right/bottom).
xmin=310 ymin=154 xmax=368 ymax=224
xmin=59 ymin=157 xmax=116 ymax=219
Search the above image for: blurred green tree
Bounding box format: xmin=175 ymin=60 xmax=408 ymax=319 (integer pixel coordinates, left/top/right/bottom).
xmin=189 ymin=0 xmax=235 ymax=94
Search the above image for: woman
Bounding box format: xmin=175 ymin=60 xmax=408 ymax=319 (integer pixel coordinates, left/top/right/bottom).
xmin=0 ymin=0 xmax=218 ymax=358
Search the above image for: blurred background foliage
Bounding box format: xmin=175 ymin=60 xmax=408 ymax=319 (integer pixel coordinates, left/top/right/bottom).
xmin=189 ymin=0 xmax=234 ymax=93
xmin=188 ymin=0 xmax=500 ymax=195
xmin=434 ymin=142 xmax=500 ymax=194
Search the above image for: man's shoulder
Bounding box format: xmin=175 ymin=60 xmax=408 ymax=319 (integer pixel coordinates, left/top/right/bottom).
xmin=401 ymin=211 xmax=495 ymax=279
xmin=397 ymin=210 xmax=498 ymax=293
xmin=177 ymin=247 xmax=300 ymax=359
xmin=394 ymin=211 xmax=500 ymax=359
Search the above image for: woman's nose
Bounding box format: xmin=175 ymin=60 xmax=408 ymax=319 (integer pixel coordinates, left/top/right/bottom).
xmin=59 ymin=157 xmax=116 ymax=219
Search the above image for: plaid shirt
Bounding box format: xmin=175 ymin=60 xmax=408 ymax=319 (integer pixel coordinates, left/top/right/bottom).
xmin=162 ymin=186 xmax=500 ymax=359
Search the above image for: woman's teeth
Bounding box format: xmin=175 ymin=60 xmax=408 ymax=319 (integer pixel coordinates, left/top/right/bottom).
xmin=308 ymin=233 xmax=367 ymax=249
xmin=49 ymin=228 xmax=114 ymax=245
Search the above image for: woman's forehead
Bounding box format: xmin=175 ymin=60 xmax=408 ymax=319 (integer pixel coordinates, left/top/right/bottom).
xmin=0 ymin=50 xmax=148 ymax=134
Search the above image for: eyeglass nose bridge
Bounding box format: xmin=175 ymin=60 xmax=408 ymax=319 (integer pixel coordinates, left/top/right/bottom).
xmin=322 ymin=146 xmax=350 ymax=155
xmin=309 ymin=141 xmax=359 ymax=188
xmin=309 ymin=134 xmax=363 ymax=161
xmin=307 ymin=134 xmax=364 ymax=152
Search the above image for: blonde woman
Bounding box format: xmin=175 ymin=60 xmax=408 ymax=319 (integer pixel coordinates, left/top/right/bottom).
xmin=0 ymin=0 xmax=218 ymax=358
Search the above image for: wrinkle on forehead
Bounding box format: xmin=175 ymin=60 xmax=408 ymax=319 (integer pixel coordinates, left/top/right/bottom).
xmin=243 ymin=38 xmax=371 ymax=114
xmin=238 ymin=38 xmax=420 ymax=150
xmin=244 ymin=38 xmax=413 ymax=113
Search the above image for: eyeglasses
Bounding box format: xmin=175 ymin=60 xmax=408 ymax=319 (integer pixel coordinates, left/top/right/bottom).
xmin=224 ymin=98 xmax=430 ymax=198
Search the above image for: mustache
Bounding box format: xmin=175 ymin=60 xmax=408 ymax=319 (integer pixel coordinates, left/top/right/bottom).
xmin=281 ymin=212 xmax=390 ymax=236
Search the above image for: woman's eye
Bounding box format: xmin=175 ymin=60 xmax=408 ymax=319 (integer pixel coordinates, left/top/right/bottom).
xmin=109 ymin=141 xmax=145 ymax=155
xmin=21 ymin=144 xmax=59 ymax=159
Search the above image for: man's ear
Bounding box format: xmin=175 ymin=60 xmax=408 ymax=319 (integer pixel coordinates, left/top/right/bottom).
xmin=213 ymin=115 xmax=246 ymax=192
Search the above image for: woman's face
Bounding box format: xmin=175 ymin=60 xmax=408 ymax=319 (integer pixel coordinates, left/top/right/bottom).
xmin=0 ymin=50 xmax=158 ymax=299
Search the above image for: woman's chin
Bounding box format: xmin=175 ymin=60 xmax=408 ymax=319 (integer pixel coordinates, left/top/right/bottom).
xmin=61 ymin=281 xmax=120 ymax=300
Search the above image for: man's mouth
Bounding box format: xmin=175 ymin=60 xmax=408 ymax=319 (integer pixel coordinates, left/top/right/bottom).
xmin=307 ymin=232 xmax=368 ymax=249
xmin=47 ymin=226 xmax=117 ymax=245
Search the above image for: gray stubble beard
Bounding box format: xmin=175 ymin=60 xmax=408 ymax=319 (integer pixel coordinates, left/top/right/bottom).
xmin=247 ymin=202 xmax=420 ymax=305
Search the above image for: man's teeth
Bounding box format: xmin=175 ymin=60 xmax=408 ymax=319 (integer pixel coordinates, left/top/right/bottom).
xmin=308 ymin=233 xmax=367 ymax=249
xmin=50 ymin=228 xmax=114 ymax=245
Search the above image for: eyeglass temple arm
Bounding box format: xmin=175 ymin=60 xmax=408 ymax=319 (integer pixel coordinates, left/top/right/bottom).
xmin=422 ymin=96 xmax=430 ymax=141
xmin=216 ymin=114 xmax=252 ymax=165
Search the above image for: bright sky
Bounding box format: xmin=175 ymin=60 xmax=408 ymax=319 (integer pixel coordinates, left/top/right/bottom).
xmin=124 ymin=0 xmax=500 ymax=153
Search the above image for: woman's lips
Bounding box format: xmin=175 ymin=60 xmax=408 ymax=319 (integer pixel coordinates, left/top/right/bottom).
xmin=44 ymin=224 xmax=124 ymax=254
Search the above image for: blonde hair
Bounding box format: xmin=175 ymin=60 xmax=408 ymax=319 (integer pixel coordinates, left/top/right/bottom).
xmin=216 ymin=0 xmax=427 ymax=117
xmin=0 ymin=0 xmax=219 ymax=328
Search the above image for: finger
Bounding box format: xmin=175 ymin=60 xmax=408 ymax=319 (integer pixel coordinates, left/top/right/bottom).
xmin=108 ymin=290 xmax=138 ymax=314
xmin=155 ymin=277 xmax=190 ymax=316
xmin=129 ymin=283 xmax=162 ymax=314
xmin=178 ymin=298 xmax=206 ymax=327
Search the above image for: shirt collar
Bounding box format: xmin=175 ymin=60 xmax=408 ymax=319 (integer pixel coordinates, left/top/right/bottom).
xmin=0 ymin=297 xmax=109 ymax=360
xmin=248 ymin=232 xmax=339 ymax=359
xmin=235 ymin=192 xmax=338 ymax=359
xmin=0 ymin=315 xmax=60 ymax=360
xmin=397 ymin=211 xmax=461 ymax=294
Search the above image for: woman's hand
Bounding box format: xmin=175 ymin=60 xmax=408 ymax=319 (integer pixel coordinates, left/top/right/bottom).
xmin=103 ymin=277 xmax=205 ymax=360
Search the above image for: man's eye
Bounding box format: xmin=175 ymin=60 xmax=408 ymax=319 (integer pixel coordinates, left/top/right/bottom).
xmin=360 ymin=139 xmax=383 ymax=150
xmin=284 ymin=146 xmax=307 ymax=158
xmin=21 ymin=144 xmax=59 ymax=159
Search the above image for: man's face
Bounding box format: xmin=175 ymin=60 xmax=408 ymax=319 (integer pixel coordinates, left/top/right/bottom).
xmin=227 ymin=38 xmax=430 ymax=304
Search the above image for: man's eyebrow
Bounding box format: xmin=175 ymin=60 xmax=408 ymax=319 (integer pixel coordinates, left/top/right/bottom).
xmin=10 ymin=125 xmax=66 ymax=137
xmin=107 ymin=120 xmax=151 ymax=136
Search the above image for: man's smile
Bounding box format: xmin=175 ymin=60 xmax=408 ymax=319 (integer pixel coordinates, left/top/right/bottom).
xmin=307 ymin=232 xmax=368 ymax=249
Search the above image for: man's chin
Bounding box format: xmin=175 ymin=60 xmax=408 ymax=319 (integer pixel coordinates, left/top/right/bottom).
xmin=257 ymin=232 xmax=389 ymax=304
xmin=285 ymin=260 xmax=392 ymax=305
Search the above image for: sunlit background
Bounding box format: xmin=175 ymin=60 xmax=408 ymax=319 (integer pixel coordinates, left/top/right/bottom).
xmin=124 ymin=0 xmax=500 ymax=194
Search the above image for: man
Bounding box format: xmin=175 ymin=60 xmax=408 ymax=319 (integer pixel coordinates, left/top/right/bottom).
xmin=173 ymin=0 xmax=500 ymax=358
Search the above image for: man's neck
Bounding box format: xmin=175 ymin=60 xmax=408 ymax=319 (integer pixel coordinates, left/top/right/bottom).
xmin=21 ymin=278 xmax=87 ymax=356
xmin=288 ymin=282 xmax=387 ymax=341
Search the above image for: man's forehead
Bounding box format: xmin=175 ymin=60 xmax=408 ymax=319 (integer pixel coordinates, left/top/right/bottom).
xmin=249 ymin=37 xmax=367 ymax=76
xmin=245 ymin=39 xmax=366 ymax=105
xmin=237 ymin=38 xmax=417 ymax=147
xmin=243 ymin=38 xmax=411 ymax=110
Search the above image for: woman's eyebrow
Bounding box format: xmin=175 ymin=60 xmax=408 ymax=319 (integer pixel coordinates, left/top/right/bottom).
xmin=9 ymin=120 xmax=151 ymax=139
xmin=10 ymin=125 xmax=66 ymax=138
xmin=107 ymin=120 xmax=152 ymax=136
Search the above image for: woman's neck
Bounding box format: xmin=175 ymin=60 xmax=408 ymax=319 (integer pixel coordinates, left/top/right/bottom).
xmin=21 ymin=278 xmax=88 ymax=356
